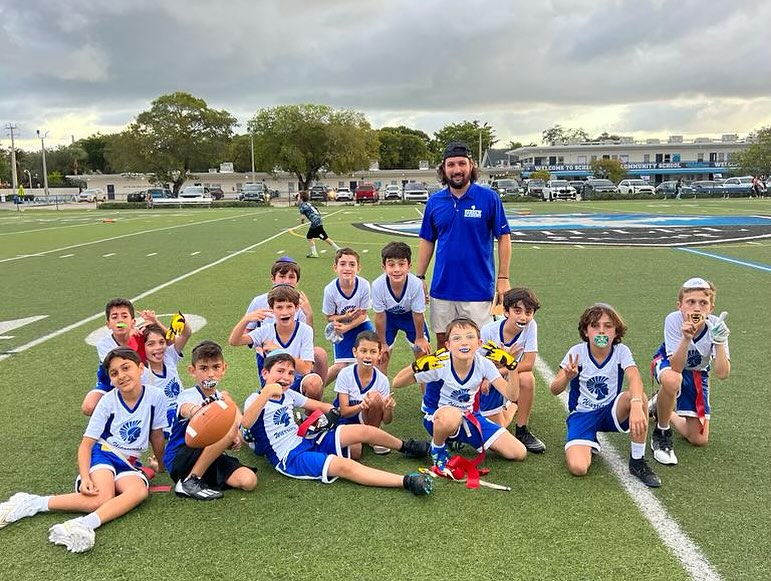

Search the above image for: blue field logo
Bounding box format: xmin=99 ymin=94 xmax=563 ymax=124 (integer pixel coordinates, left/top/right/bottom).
xmin=356 ymin=212 xmax=771 ymax=246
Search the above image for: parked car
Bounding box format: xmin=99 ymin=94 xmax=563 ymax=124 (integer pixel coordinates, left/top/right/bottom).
xmin=490 ymin=178 xmax=522 ymax=199
xmin=427 ymin=183 xmax=443 ymax=196
xmin=309 ymin=184 xmax=331 ymax=202
xmin=383 ymin=184 xmax=402 ymax=200
xmin=617 ymin=179 xmax=655 ymax=195
xmin=78 ymin=188 xmax=105 ymax=203
xmin=569 ymin=180 xmax=585 ymax=195
xmin=127 ymin=188 xmax=173 ymax=203
xmin=720 ymin=176 xmax=755 ymax=195
xmin=690 ymin=180 xmax=725 ymax=194
xmin=403 ymin=182 xmax=428 ymax=202
xmin=354 ymin=183 xmax=379 ymax=203
xmin=543 ymin=179 xmax=577 ymax=201
xmin=335 ymin=186 xmax=353 ymax=202
xmin=179 ymin=186 xmax=209 ymax=199
xmin=239 ymin=183 xmax=268 ymax=202
xmin=208 ymin=187 xmax=225 ymax=200
xmin=655 ymin=181 xmax=693 ymax=196
xmin=526 ymin=179 xmax=545 ymax=197
xmin=581 ymin=179 xmax=618 ymax=197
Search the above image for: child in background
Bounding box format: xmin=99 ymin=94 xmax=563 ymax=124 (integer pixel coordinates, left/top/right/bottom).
xmin=297 ymin=190 xmax=341 ymax=258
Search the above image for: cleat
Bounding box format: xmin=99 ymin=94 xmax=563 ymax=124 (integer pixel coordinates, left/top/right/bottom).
xmin=430 ymin=443 xmax=450 ymax=472
xmin=306 ymin=252 xmax=319 ymax=258
xmin=371 ymin=445 xmax=391 ymax=455
xmin=651 ymin=427 xmax=678 ymax=465
xmin=403 ymin=472 xmax=433 ymax=496
xmin=515 ymin=427 xmax=546 ymax=454
xmin=447 ymin=440 xmax=466 ymax=453
xmin=48 ymin=520 xmax=96 ymax=553
xmin=629 ymin=456 xmax=662 ymax=488
xmin=401 ymin=438 xmax=430 ymax=459
xmin=0 ymin=493 xmax=42 ymax=528
xmin=174 ymin=476 xmax=223 ymax=501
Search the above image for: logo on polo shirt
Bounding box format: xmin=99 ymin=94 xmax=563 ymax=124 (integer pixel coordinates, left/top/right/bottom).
xmin=464 ymin=205 xmax=482 ymax=218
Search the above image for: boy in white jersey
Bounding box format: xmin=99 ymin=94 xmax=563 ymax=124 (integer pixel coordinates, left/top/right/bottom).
xmin=230 ymin=285 xmax=323 ymax=401
xmin=393 ymin=318 xmax=526 ymax=474
xmin=372 ymin=241 xmax=431 ymax=375
xmin=550 ymin=304 xmax=661 ymax=487
xmin=164 ymin=341 xmax=257 ymax=501
xmin=649 ymin=278 xmax=731 ymax=466
xmin=241 ymin=351 xmax=432 ymax=495
xmin=333 ymin=331 xmax=395 ymax=457
xmin=0 ymin=348 xmax=167 ymax=553
xmin=322 ymin=248 xmax=375 ymax=385
xmin=479 ymin=288 xmax=546 ymax=454
xmin=242 ymin=257 xmax=328 ymax=383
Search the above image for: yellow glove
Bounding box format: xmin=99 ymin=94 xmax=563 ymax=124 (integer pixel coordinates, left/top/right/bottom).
xmin=482 ymin=340 xmax=518 ymax=371
xmin=412 ymin=348 xmax=450 ymax=373
xmin=165 ymin=311 xmax=186 ymax=341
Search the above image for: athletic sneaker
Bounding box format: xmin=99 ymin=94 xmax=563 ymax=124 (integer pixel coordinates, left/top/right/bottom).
xmin=447 ymin=440 xmax=466 ymax=453
xmin=306 ymin=252 xmax=319 ymax=258
xmin=401 ymin=439 xmax=430 ymax=458
xmin=0 ymin=493 xmax=42 ymax=528
xmin=403 ymin=472 xmax=433 ymax=496
xmin=515 ymin=426 xmax=546 ymax=454
xmin=174 ymin=476 xmax=223 ymax=500
xmin=371 ymin=445 xmax=391 ymax=455
xmin=48 ymin=520 xmax=96 ymax=553
xmin=628 ymin=456 xmax=662 ymax=488
xmin=430 ymin=444 xmax=449 ymax=472
xmin=651 ymin=427 xmax=678 ymax=465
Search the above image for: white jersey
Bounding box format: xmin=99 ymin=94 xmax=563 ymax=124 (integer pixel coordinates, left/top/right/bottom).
xmin=371 ymin=273 xmax=425 ymax=316
xmin=96 ymin=333 xmax=121 ymax=361
xmin=244 ymin=389 xmax=307 ymax=465
xmin=322 ymin=276 xmax=372 ymax=320
xmin=246 ymin=321 xmax=315 ymax=361
xmin=141 ymin=346 xmax=184 ymax=404
xmin=660 ymin=311 xmax=730 ymax=371
xmin=561 ymin=343 xmax=636 ymax=413
xmin=333 ymin=364 xmax=390 ymax=406
xmin=84 ymin=385 xmax=167 ymax=456
xmin=416 ymin=352 xmax=502 ymax=415
xmin=244 ymin=291 xmax=308 ymax=331
xmin=480 ymin=319 xmax=538 ymax=362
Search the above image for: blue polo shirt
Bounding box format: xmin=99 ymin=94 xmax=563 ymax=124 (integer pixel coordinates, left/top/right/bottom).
xmin=419 ymin=183 xmax=510 ymax=302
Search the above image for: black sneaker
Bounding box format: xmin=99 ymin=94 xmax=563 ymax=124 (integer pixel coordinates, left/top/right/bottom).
xmin=515 ymin=426 xmax=546 ymax=454
xmin=401 ymin=439 xmax=430 ymax=459
xmin=174 ymin=476 xmax=223 ymax=500
xmin=629 ymin=456 xmax=662 ymax=488
xmin=403 ymin=472 xmax=433 ymax=496
xmin=651 ymin=427 xmax=678 ymax=465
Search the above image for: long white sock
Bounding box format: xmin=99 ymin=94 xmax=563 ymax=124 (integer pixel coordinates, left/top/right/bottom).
xmin=631 ymin=441 xmax=646 ymax=460
xmin=77 ymin=512 xmax=102 ymax=530
xmin=36 ymin=495 xmax=52 ymax=513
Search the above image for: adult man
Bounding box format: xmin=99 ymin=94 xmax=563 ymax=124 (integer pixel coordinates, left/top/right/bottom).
xmin=415 ymin=141 xmax=512 ymax=348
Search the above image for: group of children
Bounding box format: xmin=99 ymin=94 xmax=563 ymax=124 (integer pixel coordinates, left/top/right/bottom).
xmin=0 ymin=236 xmax=732 ymax=553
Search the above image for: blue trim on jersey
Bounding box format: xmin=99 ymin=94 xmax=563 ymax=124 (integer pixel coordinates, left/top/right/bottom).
xmin=275 ymin=322 xmax=300 ymax=349
xmin=499 ymin=324 xmax=522 ymax=347
xmin=588 ymin=345 xmax=614 ymax=369
xmin=451 ymin=356 xmax=476 ymax=385
xmin=693 ymin=324 xmax=708 ymax=343
xmin=100 ymin=413 xmax=115 ymax=441
xmin=336 ymin=278 xmax=359 ymax=301
xmin=421 ymin=380 xmax=444 ymax=415
xmin=568 ymin=371 xmax=581 ymax=411
xmin=617 ymin=365 xmax=625 ymax=395
xmin=386 ymin=276 xmax=407 ymax=303
xmin=117 ymin=386 xmax=145 ymax=414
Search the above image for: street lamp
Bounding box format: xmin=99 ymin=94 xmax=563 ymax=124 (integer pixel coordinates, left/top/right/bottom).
xmin=36 ymin=130 xmax=50 ymax=200
xmin=249 ymin=132 xmax=256 ymax=183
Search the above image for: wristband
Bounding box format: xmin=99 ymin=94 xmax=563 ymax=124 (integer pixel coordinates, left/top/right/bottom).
xmin=630 ymin=397 xmax=643 ymax=403
xmin=416 ymin=274 xmax=426 ymax=280
xmin=498 ymin=276 xmax=509 ymax=280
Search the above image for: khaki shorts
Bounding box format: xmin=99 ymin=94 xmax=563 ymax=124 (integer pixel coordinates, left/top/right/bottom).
xmin=429 ymin=298 xmax=493 ymax=334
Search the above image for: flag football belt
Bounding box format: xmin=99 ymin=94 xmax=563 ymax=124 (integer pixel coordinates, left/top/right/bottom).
xmin=650 ymin=356 xmax=707 ymax=433
xmin=97 ymin=439 xmax=156 ymax=481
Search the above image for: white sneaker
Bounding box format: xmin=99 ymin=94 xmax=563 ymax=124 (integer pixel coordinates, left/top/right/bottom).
xmin=0 ymin=493 xmax=42 ymax=528
xmin=371 ymin=445 xmax=391 ymax=455
xmin=48 ymin=520 xmax=96 ymax=553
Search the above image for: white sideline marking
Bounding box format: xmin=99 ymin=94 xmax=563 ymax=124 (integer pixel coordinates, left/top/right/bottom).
xmin=0 ymin=210 xmax=274 ymax=264
xmin=60 ymin=254 xmax=74 ymax=258
xmin=534 ymin=356 xmax=723 ymax=581
xmin=147 ymin=252 xmax=157 ymax=257
xmin=190 ymin=251 xmax=200 ymax=256
xmin=678 ymin=248 xmax=771 ymax=272
xmin=102 ymin=253 xmax=115 ymax=257
xmin=0 ymin=316 xmax=48 ymax=335
xmin=276 ymin=249 xmax=285 ymax=254
xmin=0 ymin=228 xmax=289 ymax=363
xmin=414 ymin=207 xmax=424 ymax=218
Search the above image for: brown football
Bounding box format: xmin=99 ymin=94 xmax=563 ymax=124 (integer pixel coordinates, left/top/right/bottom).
xmin=185 ymin=397 xmax=237 ymax=448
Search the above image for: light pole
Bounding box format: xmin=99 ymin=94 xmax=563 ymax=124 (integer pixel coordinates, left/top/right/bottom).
xmin=249 ymin=133 xmax=256 ymax=183
xmin=37 ymin=130 xmax=51 ymax=207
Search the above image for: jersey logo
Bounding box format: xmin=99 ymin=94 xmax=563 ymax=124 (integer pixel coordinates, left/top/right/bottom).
xmin=273 ymin=408 xmax=292 ymax=427
xmin=119 ymin=420 xmax=142 ymax=444
xmin=464 ymin=205 xmax=482 ymax=218
xmin=687 ymin=350 xmax=703 ymax=368
xmin=586 ymin=376 xmax=609 ymax=400
xmin=164 ymin=379 xmax=181 ymax=399
xmin=450 ymin=388 xmax=471 ymax=403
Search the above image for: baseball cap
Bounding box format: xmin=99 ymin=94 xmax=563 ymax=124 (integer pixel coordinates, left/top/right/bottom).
xmin=443 ymin=141 xmax=473 ymax=160
xmin=275 ymin=255 xmax=297 ymax=264
xmin=682 ymin=277 xmax=710 ymax=289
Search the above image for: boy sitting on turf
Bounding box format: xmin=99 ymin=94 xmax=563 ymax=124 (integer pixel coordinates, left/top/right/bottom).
xmin=372 ymin=241 xmax=431 ymax=375
xmin=649 ymin=278 xmax=731 ymax=466
xmin=241 ymin=350 xmax=432 ymax=496
xmin=322 ymin=248 xmax=375 ymax=385
xmin=479 ymin=287 xmax=546 ymax=453
xmin=392 ymin=318 xmax=527 ymax=474
xmin=333 ymin=331 xmax=396 ymax=457
xmin=230 ymin=285 xmax=324 ymax=401
xmin=164 ymin=341 xmax=257 ymax=501
xmin=0 ymin=347 xmax=167 ymax=553
xmin=549 ymin=303 xmax=661 ymax=487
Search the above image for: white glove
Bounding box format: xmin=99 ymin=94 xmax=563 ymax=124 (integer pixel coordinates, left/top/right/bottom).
xmin=710 ymin=311 xmax=730 ymax=344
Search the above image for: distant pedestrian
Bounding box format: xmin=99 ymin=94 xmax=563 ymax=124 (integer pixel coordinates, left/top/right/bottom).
xmin=296 ymin=191 xmax=341 ymax=258
xmin=675 ymin=178 xmax=683 ymax=200
xmin=145 ymin=190 xmax=153 ymax=209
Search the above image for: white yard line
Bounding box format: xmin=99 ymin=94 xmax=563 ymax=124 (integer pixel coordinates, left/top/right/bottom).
xmin=534 ymin=356 xmax=723 ymax=581
xmin=0 ymin=214 xmax=159 ymax=236
xmin=414 ymin=207 xmax=424 ymax=218
xmin=0 ymin=228 xmax=289 ymax=363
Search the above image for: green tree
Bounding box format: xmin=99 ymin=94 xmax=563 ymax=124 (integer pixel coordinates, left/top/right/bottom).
xmin=734 ymin=126 xmax=771 ymax=177
xmin=592 ymin=131 xmax=622 ymax=142
xmin=107 ymin=92 xmax=237 ymax=192
xmin=377 ymin=126 xmax=431 ymax=169
xmin=530 ymin=169 xmax=551 ymax=182
xmin=542 ymin=124 xmax=590 ymax=145
xmin=506 ymin=141 xmax=523 ymax=150
xmin=0 ymin=146 xmax=11 ymax=185
xmin=590 ymin=158 xmax=626 ymax=183
xmin=248 ymin=104 xmax=378 ymax=190
xmin=432 ymin=121 xmax=497 ymax=162
xmin=77 ymin=133 xmax=115 ymax=173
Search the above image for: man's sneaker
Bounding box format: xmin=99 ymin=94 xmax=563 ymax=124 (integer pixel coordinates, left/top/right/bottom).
xmin=403 ymin=472 xmax=433 ymax=496
xmin=174 ymin=476 xmax=223 ymax=501
xmin=48 ymin=520 xmax=96 ymax=553
xmin=0 ymin=493 xmax=42 ymax=528
xmin=306 ymin=252 xmax=319 ymax=258
xmin=515 ymin=426 xmax=546 ymax=454
xmin=648 ymin=391 xmax=659 ymax=421
xmin=401 ymin=438 xmax=430 ymax=459
xmin=651 ymin=427 xmax=678 ymax=465
xmin=430 ymin=444 xmax=450 ymax=472
xmin=371 ymin=445 xmax=391 ymax=455
xmin=629 ymin=456 xmax=662 ymax=488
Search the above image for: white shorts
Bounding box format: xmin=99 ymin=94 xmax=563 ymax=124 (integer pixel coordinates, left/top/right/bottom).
xmin=429 ymin=298 xmax=493 ymax=334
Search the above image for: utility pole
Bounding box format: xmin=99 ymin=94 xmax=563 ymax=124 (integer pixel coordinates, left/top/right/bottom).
xmin=478 ymin=130 xmax=483 ymax=164
xmin=250 ymin=133 xmax=256 ymax=183
xmin=5 ymin=123 xmax=19 ymax=191
xmin=37 ymin=130 xmax=50 ymax=200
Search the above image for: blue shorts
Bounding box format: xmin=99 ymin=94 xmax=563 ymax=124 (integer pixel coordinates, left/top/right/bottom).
xmin=275 ymin=428 xmax=350 ymax=483
xmin=422 ymin=409 xmax=506 ymax=452
xmin=333 ymin=321 xmax=375 ymax=363
xmin=565 ymin=395 xmax=629 ymax=452
xmin=384 ymin=312 xmax=430 ymax=349
xmin=75 ymin=444 xmax=149 ymax=490
xmin=479 ymin=389 xmax=505 ymax=417
xmin=654 ymin=357 xmax=712 ymax=419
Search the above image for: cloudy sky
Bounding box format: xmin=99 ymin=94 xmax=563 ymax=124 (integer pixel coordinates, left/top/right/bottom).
xmin=2 ymin=0 xmax=770 ymax=149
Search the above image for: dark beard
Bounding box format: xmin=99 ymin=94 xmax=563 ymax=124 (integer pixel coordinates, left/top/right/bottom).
xmin=448 ymin=172 xmax=470 ymax=190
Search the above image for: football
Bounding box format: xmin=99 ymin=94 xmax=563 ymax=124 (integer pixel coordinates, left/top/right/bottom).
xmin=185 ymin=396 xmax=237 ymax=448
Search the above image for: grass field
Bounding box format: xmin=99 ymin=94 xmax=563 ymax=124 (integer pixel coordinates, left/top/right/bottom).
xmin=1 ymin=199 xmax=769 ymax=581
